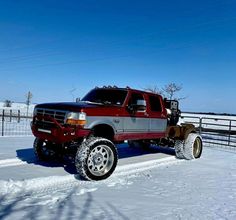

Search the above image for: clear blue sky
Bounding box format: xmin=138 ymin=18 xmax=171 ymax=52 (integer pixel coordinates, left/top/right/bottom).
xmin=0 ymin=0 xmax=235 ymax=113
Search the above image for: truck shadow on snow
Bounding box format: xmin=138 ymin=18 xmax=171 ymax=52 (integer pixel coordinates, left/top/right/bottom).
xmin=16 ymin=144 xmax=175 ymax=177
xmin=0 ymin=187 xmax=131 ymax=220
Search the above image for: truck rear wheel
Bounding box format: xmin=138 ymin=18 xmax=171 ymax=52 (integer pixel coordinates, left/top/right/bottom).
xmin=174 ymin=133 xmax=203 ymax=160
xmin=33 ymin=138 xmax=58 ymax=161
xmin=174 ymin=140 xmax=185 ymax=159
xmin=75 ymin=137 xmax=118 ymax=181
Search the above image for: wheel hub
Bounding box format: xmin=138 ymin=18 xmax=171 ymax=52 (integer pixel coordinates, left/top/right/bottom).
xmin=93 ymin=153 xmax=104 ymax=165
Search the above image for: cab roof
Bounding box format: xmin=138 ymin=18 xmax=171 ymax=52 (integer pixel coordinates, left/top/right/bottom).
xmin=94 ymin=86 xmax=162 ymax=97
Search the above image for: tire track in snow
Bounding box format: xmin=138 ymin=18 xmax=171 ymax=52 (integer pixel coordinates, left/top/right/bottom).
xmin=0 ymin=158 xmax=29 ymax=168
xmin=0 ymin=156 xmax=183 ymax=198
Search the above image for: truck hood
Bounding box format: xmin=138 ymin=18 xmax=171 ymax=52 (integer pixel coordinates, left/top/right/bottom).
xmin=35 ymin=101 xmax=99 ymax=112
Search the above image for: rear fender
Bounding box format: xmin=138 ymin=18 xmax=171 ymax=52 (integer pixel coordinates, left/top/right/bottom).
xmin=166 ymin=124 xmax=196 ymax=141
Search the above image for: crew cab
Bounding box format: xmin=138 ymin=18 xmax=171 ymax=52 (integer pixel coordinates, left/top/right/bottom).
xmin=31 ymin=86 xmax=203 ymax=180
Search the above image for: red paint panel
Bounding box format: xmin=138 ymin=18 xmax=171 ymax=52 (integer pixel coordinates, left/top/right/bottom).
xmin=114 ymin=132 xmax=166 ymax=141
xmin=31 ymin=124 xmax=90 ymax=143
xmin=82 ymin=89 xmax=167 ymax=119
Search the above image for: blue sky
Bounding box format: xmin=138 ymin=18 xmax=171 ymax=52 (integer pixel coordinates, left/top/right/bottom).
xmin=0 ymin=0 xmax=235 ymax=113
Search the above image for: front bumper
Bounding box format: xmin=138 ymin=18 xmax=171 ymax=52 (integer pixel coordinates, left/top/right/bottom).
xmin=31 ymin=115 xmax=90 ymax=143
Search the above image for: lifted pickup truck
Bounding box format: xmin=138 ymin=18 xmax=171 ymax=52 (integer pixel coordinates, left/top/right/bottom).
xmin=31 ymin=86 xmax=203 ymax=180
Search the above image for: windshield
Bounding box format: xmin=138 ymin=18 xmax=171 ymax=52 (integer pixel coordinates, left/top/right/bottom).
xmin=82 ymin=89 xmax=128 ymax=106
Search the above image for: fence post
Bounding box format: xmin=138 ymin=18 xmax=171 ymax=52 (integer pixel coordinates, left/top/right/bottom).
xmin=199 ymin=118 xmax=202 ymax=135
xmin=18 ymin=110 xmax=20 ymax=123
xmin=228 ymin=120 xmax=232 ymax=146
xmin=2 ymin=110 xmax=4 ymax=136
xmin=10 ymin=109 xmax=12 ymax=122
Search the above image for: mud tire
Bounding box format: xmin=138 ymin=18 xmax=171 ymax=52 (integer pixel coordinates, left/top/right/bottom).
xmin=175 ymin=133 xmax=203 ymax=160
xmin=33 ymin=138 xmax=58 ymax=161
xmin=174 ymin=140 xmax=185 ymax=159
xmin=75 ymin=137 xmax=118 ymax=181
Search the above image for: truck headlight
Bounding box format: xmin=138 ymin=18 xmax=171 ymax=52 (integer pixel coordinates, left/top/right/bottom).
xmin=66 ymin=112 xmax=87 ymax=126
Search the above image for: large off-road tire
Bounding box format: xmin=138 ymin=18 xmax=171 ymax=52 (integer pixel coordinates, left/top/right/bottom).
xmin=33 ymin=138 xmax=58 ymax=161
xmin=75 ymin=137 xmax=118 ymax=181
xmin=128 ymin=140 xmax=150 ymax=150
xmin=174 ymin=133 xmax=203 ymax=160
xmin=174 ymin=140 xmax=185 ymax=159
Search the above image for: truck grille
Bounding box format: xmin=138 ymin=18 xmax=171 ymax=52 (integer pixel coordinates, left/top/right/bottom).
xmin=35 ymin=108 xmax=67 ymax=126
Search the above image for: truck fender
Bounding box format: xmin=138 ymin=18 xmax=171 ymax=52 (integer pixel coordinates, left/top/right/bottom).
xmin=86 ymin=118 xmax=117 ymax=133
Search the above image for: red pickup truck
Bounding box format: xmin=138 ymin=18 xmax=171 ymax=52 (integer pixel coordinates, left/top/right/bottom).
xmin=31 ymin=86 xmax=203 ymax=180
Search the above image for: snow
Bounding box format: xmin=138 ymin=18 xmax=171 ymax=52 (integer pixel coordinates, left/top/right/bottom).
xmin=0 ymin=137 xmax=236 ymax=219
xmin=0 ymin=102 xmax=35 ymax=115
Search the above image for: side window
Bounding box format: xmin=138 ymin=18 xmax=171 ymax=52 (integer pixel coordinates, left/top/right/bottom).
xmin=149 ymin=95 xmax=162 ymax=112
xmin=128 ymin=93 xmax=144 ymax=105
xmin=128 ymin=93 xmax=146 ymax=111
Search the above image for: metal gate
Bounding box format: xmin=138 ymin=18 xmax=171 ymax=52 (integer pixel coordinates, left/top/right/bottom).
xmin=180 ymin=115 xmax=236 ymax=148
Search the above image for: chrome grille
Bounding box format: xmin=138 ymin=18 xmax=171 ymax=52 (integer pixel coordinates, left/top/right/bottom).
xmin=35 ymin=108 xmax=67 ymax=125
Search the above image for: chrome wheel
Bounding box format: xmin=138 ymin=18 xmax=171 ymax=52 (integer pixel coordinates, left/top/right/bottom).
xmin=87 ymin=145 xmax=114 ymax=177
xmin=76 ymin=137 xmax=118 ymax=181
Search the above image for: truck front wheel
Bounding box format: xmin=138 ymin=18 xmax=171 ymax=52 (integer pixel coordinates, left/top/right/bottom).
xmin=75 ymin=137 xmax=118 ymax=181
xmin=33 ymin=138 xmax=58 ymax=161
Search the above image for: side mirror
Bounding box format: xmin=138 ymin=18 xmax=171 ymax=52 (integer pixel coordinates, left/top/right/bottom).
xmin=136 ymin=99 xmax=146 ymax=111
xmin=76 ymin=97 xmax=80 ymax=102
xmin=127 ymin=99 xmax=146 ymax=112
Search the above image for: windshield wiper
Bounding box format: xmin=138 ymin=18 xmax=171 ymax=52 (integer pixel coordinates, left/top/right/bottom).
xmin=82 ymin=100 xmax=114 ymax=106
xmin=101 ymin=100 xmax=112 ymax=105
xmin=81 ymin=101 xmax=103 ymax=105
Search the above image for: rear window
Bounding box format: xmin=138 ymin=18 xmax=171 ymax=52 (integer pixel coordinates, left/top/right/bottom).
xmin=149 ymin=95 xmax=162 ymax=112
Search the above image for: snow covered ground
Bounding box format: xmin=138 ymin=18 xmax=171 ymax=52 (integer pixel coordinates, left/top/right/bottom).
xmin=0 ymin=137 xmax=236 ymax=219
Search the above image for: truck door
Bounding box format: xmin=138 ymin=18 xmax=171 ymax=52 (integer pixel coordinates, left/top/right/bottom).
xmin=148 ymin=95 xmax=167 ymax=132
xmin=124 ymin=92 xmax=149 ymax=133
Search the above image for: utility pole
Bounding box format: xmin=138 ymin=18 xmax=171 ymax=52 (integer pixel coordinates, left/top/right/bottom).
xmin=26 ymin=91 xmax=33 ymax=117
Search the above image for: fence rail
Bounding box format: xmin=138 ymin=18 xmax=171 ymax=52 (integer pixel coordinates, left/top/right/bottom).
xmin=180 ymin=115 xmax=236 ymax=148
xmin=0 ymin=109 xmax=33 ymax=136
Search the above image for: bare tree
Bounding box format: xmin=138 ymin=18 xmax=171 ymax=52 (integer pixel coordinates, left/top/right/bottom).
xmin=144 ymin=85 xmax=163 ymax=96
xmin=26 ymin=91 xmax=33 ymax=116
xmin=144 ymin=83 xmax=185 ymax=100
xmin=162 ymin=83 xmax=182 ymax=100
xmin=4 ymin=99 xmax=12 ymax=107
